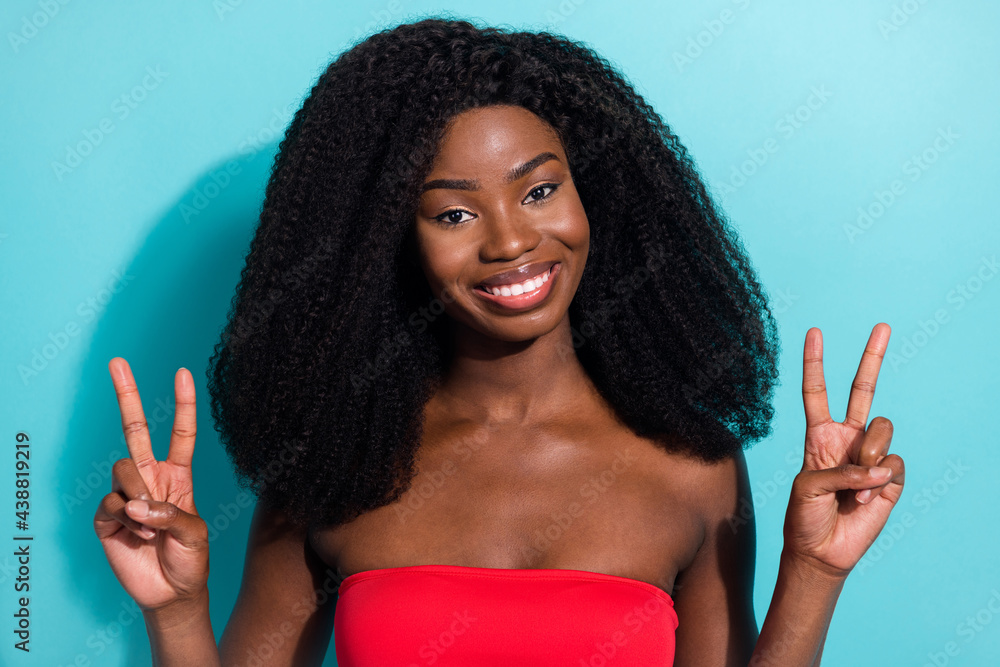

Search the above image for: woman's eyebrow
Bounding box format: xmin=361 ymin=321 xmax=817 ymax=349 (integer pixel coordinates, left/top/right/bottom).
xmin=420 ymin=151 xmax=560 ymax=193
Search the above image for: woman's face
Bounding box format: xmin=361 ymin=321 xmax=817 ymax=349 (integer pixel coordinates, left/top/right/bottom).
xmin=413 ymin=104 xmax=590 ymax=343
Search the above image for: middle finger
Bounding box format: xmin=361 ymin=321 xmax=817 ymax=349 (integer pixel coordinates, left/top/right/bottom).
xmin=843 ymin=323 xmax=890 ymax=431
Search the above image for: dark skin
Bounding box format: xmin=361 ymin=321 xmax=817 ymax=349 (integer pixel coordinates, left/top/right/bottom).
xmin=316 ymin=104 xmax=750 ymax=647
xmin=94 ymin=104 xmax=905 ymax=666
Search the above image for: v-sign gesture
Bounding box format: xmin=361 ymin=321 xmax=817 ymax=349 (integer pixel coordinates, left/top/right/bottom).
xmin=783 ymin=323 xmax=906 ymax=578
xmin=93 ymin=358 xmax=210 ymax=613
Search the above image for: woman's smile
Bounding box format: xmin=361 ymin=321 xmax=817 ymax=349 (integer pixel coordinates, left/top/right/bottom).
xmin=473 ymin=261 xmax=561 ymax=313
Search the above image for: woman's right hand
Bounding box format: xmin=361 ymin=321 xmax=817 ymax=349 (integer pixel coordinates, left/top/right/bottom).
xmin=93 ymin=358 xmax=210 ymax=613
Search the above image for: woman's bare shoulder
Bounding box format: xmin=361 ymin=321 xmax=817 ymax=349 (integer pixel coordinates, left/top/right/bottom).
xmin=642 ymin=435 xmax=751 ymax=526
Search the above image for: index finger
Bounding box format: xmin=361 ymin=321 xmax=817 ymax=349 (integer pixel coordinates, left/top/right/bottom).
xmin=108 ymin=357 xmax=156 ymax=469
xmin=802 ymin=327 xmax=833 ymax=429
xmin=843 ymin=323 xmax=891 ymax=430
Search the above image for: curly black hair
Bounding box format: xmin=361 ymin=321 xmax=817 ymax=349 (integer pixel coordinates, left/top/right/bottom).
xmin=206 ymin=15 xmax=781 ymax=531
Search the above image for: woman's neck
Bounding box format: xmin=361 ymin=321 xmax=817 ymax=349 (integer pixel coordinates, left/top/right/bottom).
xmin=435 ymin=312 xmax=597 ymax=427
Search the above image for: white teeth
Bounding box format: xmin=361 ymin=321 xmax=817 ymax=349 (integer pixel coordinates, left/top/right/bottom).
xmin=487 ymin=268 xmax=551 ymax=297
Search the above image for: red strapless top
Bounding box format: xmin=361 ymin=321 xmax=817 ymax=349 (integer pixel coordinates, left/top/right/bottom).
xmin=333 ymin=564 xmax=678 ymax=666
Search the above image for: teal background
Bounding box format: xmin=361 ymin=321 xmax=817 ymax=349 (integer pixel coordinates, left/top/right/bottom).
xmin=2 ymin=1 xmax=997 ymax=665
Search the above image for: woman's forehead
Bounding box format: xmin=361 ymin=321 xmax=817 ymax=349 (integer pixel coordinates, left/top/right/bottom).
xmin=427 ymin=106 xmax=564 ymax=174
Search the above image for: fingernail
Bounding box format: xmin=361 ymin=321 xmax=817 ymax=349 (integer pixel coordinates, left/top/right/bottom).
xmin=870 ymin=466 xmax=892 ymax=478
xmin=856 ymin=489 xmax=872 ymax=503
xmin=128 ymin=499 xmax=149 ymax=518
xmin=141 ymin=527 xmax=156 ymax=539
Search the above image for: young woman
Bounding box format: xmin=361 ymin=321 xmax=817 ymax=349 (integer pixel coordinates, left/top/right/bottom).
xmin=94 ymin=18 xmax=905 ymax=666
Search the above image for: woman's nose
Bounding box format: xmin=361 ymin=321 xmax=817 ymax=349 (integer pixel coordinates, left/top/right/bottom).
xmin=478 ymin=210 xmax=542 ymax=262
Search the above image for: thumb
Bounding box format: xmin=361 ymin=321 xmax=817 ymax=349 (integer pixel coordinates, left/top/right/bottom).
xmin=125 ymin=499 xmax=208 ymax=550
xmin=795 ymin=464 xmax=894 ymax=499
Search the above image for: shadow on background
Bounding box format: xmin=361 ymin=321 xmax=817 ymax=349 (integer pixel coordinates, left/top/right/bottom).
xmin=59 ymin=142 xmax=285 ymax=665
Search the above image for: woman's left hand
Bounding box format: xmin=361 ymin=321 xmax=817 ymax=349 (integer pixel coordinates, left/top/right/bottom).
xmin=783 ymin=322 xmax=906 ymax=578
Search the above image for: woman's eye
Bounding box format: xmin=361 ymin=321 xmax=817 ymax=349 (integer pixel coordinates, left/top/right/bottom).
xmin=525 ymin=183 xmax=559 ymax=203
xmin=434 ymin=209 xmax=474 ymax=225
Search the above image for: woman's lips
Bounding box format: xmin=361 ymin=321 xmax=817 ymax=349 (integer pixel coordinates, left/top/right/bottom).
xmin=473 ymin=262 xmax=560 ymax=312
xmin=477 ymin=259 xmax=558 ymax=289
